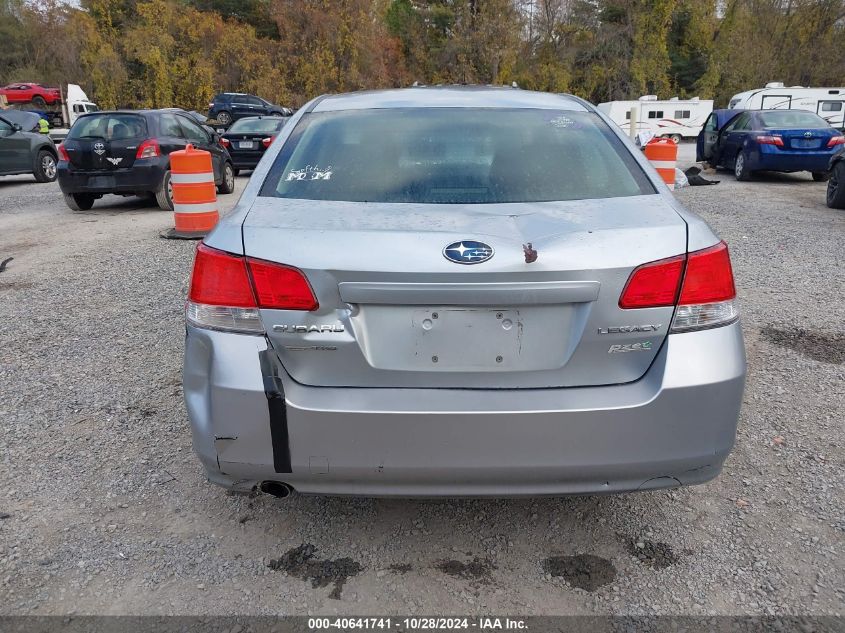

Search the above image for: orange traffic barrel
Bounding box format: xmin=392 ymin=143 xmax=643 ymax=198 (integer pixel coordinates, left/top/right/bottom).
xmin=161 ymin=144 xmax=218 ymax=239
xmin=644 ymin=137 xmax=678 ymax=190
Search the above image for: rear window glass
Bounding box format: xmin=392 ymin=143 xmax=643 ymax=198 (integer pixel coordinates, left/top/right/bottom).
xmin=758 ymin=111 xmax=829 ymax=128
xmin=68 ymin=114 xmax=147 ymax=140
xmin=260 ymin=108 xmax=654 ymax=204
xmin=228 ymin=118 xmax=286 ymax=134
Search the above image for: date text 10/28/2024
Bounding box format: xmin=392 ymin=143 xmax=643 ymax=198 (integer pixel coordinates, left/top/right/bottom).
xmin=308 ymin=618 xmax=528 ymax=631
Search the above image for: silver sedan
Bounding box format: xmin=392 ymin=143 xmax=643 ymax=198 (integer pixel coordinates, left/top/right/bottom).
xmin=183 ymin=87 xmax=746 ymax=497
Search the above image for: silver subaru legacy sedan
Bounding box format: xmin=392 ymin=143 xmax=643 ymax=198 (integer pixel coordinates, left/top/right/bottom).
xmin=183 ymin=87 xmax=746 ymax=498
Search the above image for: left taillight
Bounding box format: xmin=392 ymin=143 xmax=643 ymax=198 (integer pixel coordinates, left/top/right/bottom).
xmin=57 ymin=144 xmax=69 ymax=161
xmin=186 ymin=243 xmax=318 ymax=333
xmin=757 ymin=135 xmax=783 ymax=147
xmin=136 ymin=139 xmax=160 ymax=159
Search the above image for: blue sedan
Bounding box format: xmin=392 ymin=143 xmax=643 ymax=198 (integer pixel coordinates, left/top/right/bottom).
xmin=697 ymin=109 xmax=845 ymax=181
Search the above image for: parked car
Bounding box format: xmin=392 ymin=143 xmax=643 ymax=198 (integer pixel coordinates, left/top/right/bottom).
xmin=827 ymin=146 xmax=845 ymax=208
xmin=0 ymin=83 xmax=62 ymax=107
xmin=207 ymin=93 xmax=291 ymax=126
xmin=0 ymin=110 xmax=43 ymax=133
xmin=220 ymin=115 xmax=288 ymax=173
xmin=57 ymin=109 xmax=235 ymax=211
xmin=697 ymin=109 xmax=845 ymax=181
xmin=184 ymin=87 xmax=746 ymax=498
xmin=0 ymin=113 xmax=58 ymax=182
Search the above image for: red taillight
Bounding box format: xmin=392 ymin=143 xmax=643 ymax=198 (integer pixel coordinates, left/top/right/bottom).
xmin=220 ymin=137 xmax=230 ymax=148
xmin=57 ymin=144 xmax=69 ymax=161
xmin=757 ymin=135 xmax=783 ymax=146
xmin=136 ymin=139 xmax=160 ymax=159
xmin=678 ymin=241 xmax=736 ymax=305
xmin=619 ymin=255 xmax=685 ymax=309
xmin=620 ymin=241 xmax=736 ymax=309
xmin=188 ymin=243 xmax=318 ymax=311
xmin=262 ymin=136 xmax=275 ymax=148
xmin=827 ymin=135 xmax=845 ymax=147
xmin=248 ymin=258 xmax=319 ymax=310
xmin=189 ymin=243 xmax=256 ymax=308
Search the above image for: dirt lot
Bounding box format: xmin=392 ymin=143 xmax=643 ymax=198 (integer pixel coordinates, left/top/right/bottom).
xmin=0 ymin=161 xmax=843 ymax=616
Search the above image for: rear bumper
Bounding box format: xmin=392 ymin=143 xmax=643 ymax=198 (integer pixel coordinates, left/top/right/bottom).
xmin=57 ymin=159 xmax=166 ymax=194
xmin=184 ymin=322 xmax=746 ymax=497
xmin=750 ymin=147 xmax=835 ymax=173
xmin=228 ymin=149 xmax=265 ymax=170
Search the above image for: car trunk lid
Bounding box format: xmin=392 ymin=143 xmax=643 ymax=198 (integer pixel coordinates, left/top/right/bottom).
xmin=243 ymin=195 xmax=687 ymax=389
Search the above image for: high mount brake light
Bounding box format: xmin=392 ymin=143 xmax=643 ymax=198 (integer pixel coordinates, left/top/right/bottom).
xmin=620 ymin=241 xmax=738 ymax=332
xmin=186 ymin=243 xmax=318 ymax=333
xmin=136 ymin=139 xmax=160 ymax=159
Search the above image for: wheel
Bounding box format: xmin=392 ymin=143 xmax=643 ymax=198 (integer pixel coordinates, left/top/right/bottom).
xmin=669 ymin=134 xmax=682 ymax=144
xmin=270 ymin=111 xmax=283 ymax=117
xmin=812 ymin=171 xmax=830 ymax=182
xmin=32 ymin=95 xmax=46 ymax=108
xmin=217 ymin=162 xmax=235 ymax=194
xmin=734 ymin=151 xmax=752 ymax=181
xmin=155 ymin=170 xmax=173 ymax=210
xmin=33 ymin=150 xmax=57 ymax=183
xmin=216 ymin=110 xmax=232 ymax=126
xmin=63 ymin=193 xmax=95 ymax=211
xmin=827 ymin=162 xmax=845 ymax=209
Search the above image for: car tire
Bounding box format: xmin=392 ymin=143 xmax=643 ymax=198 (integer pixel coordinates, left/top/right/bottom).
xmin=270 ymin=111 xmax=283 ymax=117
xmin=33 ymin=150 xmax=57 ymax=183
xmin=156 ymin=170 xmax=174 ymax=210
xmin=32 ymin=95 xmax=46 ymax=108
xmin=812 ymin=171 xmax=830 ymax=182
xmin=669 ymin=134 xmax=682 ymax=144
xmin=826 ymin=162 xmax=845 ymax=209
xmin=63 ymin=193 xmax=95 ymax=211
xmin=217 ymin=111 xmax=232 ymax=126
xmin=734 ymin=151 xmax=752 ymax=181
xmin=217 ymin=162 xmax=235 ymax=194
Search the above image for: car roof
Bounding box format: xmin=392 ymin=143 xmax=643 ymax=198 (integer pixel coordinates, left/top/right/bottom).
xmin=311 ymin=86 xmax=591 ymax=112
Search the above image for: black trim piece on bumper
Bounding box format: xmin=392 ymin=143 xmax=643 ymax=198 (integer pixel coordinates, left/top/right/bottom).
xmin=258 ymin=349 xmax=292 ymax=474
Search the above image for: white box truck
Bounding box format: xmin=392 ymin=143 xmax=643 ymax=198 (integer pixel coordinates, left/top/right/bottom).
xmin=597 ymin=95 xmax=714 ymax=143
xmin=728 ymin=83 xmax=845 ymax=129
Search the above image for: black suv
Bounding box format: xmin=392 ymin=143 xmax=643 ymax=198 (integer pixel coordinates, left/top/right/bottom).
xmin=0 ymin=113 xmax=58 ymax=183
xmin=57 ymin=109 xmax=235 ymax=211
xmin=207 ymin=93 xmax=291 ymax=127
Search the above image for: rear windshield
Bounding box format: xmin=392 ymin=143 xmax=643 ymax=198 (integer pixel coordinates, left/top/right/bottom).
xmin=228 ymin=118 xmax=286 ymax=134
xmin=259 ymin=108 xmax=654 ymax=204
xmin=759 ymin=111 xmax=829 ymax=128
xmin=68 ymin=114 xmax=147 ymax=140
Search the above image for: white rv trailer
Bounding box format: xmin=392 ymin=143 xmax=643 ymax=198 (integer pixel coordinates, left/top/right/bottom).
xmin=728 ymin=83 xmax=845 ymax=129
xmin=596 ymin=96 xmax=714 ymax=142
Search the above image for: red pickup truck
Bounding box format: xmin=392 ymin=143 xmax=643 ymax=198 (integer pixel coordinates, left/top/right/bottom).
xmin=0 ymin=83 xmax=62 ymax=107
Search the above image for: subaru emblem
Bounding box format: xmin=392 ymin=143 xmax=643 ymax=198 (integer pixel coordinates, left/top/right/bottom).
xmin=443 ymin=240 xmax=494 ymax=265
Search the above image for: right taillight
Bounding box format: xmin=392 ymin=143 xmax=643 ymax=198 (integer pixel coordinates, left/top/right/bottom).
xmin=620 ymin=241 xmax=739 ymax=333
xmin=186 ymin=243 xmax=318 ymax=333
xmin=827 ymin=135 xmax=845 ymax=147
xmin=136 ymin=139 xmax=160 ymax=159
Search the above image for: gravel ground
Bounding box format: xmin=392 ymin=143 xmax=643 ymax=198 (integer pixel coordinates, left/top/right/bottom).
xmin=0 ymin=166 xmax=843 ymax=616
